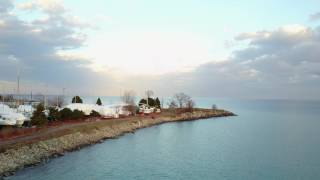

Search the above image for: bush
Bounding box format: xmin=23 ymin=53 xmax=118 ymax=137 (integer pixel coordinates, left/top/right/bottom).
xmin=59 ymin=108 xmax=85 ymax=120
xmin=72 ymin=96 xmax=83 ymax=103
xmin=31 ymin=104 xmax=48 ymax=126
xmin=60 ymin=108 xmax=73 ymax=120
xmin=72 ymin=110 xmax=85 ymax=119
xmin=90 ymin=110 xmax=101 ymax=117
xmin=48 ymin=107 xmax=61 ymax=121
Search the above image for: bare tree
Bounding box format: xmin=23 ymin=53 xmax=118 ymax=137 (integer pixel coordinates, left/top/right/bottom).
xmin=168 ymin=99 xmax=178 ymax=109
xmin=212 ymin=104 xmax=217 ymax=110
xmin=44 ymin=95 xmax=65 ymax=108
xmin=122 ymin=90 xmax=136 ymax=105
xmin=56 ymin=95 xmax=65 ymax=107
xmin=167 ymin=99 xmax=178 ymax=114
xmin=186 ymin=99 xmax=195 ymax=112
xmin=174 ymin=92 xmax=191 ymax=108
xmin=122 ymin=90 xmax=137 ymax=115
xmin=145 ymin=90 xmax=154 ymax=98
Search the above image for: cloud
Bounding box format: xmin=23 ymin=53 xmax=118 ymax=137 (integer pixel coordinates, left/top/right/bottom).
xmin=17 ymin=0 xmax=65 ymax=14
xmin=1 ymin=0 xmax=319 ymax=100
xmin=0 ymin=0 xmax=113 ymax=95
xmin=125 ymin=24 xmax=320 ymax=99
xmin=176 ymin=24 xmax=320 ymax=99
xmin=310 ymin=12 xmax=320 ymax=21
xmin=84 ymin=31 xmax=215 ymax=75
xmin=0 ymin=0 xmax=13 ymax=13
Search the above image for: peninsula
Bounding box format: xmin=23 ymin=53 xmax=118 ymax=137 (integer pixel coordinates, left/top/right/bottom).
xmin=0 ymin=108 xmax=235 ymax=177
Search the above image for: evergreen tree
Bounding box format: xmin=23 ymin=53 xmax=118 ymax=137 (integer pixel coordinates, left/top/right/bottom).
xmin=48 ymin=107 xmax=61 ymax=121
xmin=139 ymin=99 xmax=147 ymax=106
xmin=155 ymin=97 xmax=161 ymax=108
xmin=96 ymin=97 xmax=102 ymax=106
xmin=31 ymin=104 xmax=48 ymax=126
xmin=60 ymin=108 xmax=73 ymax=120
xmin=147 ymin=97 xmax=156 ymax=107
xmin=72 ymin=96 xmax=83 ymax=103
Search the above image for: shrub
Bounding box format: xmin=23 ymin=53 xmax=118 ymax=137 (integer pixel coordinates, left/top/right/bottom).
xmin=60 ymin=108 xmax=73 ymax=120
xmin=59 ymin=108 xmax=85 ymax=120
xmin=48 ymin=107 xmax=61 ymax=121
xmin=72 ymin=110 xmax=85 ymax=119
xmin=71 ymin=96 xmax=83 ymax=103
xmin=90 ymin=110 xmax=101 ymax=117
xmin=96 ymin=98 xmax=102 ymax=106
xmin=31 ymin=104 xmax=48 ymax=126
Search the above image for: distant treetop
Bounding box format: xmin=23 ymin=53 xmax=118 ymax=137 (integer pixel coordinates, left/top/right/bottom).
xmin=96 ymin=97 xmax=102 ymax=106
xmin=72 ymin=96 xmax=83 ymax=103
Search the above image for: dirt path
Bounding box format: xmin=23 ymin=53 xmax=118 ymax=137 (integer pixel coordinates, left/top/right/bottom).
xmin=0 ymin=120 xmax=115 ymax=149
xmin=0 ymin=123 xmax=79 ymax=149
xmin=0 ymin=116 xmax=151 ymax=151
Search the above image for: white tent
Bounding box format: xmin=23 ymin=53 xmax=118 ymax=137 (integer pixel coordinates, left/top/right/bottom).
xmin=64 ymin=103 xmax=130 ymax=118
xmin=0 ymin=104 xmax=26 ymax=126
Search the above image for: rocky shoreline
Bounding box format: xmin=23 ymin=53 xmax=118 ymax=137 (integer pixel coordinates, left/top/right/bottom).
xmin=0 ymin=109 xmax=235 ymax=177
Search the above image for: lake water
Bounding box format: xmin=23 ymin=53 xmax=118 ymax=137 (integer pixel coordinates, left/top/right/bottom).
xmin=7 ymin=98 xmax=320 ymax=180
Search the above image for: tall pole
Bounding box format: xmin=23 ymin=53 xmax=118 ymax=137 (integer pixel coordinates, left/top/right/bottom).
xmin=17 ymin=68 xmax=20 ymax=107
xmin=1 ymin=83 xmax=4 ymax=111
xmin=44 ymin=84 xmax=48 ymax=109
xmin=146 ymin=90 xmax=148 ymax=106
xmin=57 ymin=95 xmax=59 ymax=107
xmin=62 ymin=88 xmax=66 ymax=106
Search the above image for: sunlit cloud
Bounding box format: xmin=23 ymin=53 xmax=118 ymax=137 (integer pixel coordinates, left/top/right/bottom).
xmin=83 ymin=31 xmax=216 ymax=75
xmin=0 ymin=0 xmax=319 ymax=99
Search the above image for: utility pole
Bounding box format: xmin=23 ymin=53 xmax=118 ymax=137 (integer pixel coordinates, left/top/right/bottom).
xmin=161 ymin=97 xmax=164 ymax=109
xmin=1 ymin=83 xmax=4 ymax=111
xmin=62 ymin=88 xmax=66 ymax=106
xmin=44 ymin=84 xmax=48 ymax=109
xmin=17 ymin=68 xmax=20 ymax=107
xmin=57 ymin=95 xmax=59 ymax=107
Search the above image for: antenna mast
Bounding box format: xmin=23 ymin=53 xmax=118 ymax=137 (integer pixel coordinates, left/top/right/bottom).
xmin=17 ymin=68 xmax=20 ymax=107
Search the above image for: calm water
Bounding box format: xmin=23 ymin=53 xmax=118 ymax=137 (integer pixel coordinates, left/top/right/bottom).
xmin=7 ymin=98 xmax=320 ymax=180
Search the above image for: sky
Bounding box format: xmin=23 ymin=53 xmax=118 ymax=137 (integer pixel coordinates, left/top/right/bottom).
xmin=0 ymin=0 xmax=320 ymax=99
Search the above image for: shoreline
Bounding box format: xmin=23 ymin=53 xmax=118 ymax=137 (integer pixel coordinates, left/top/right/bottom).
xmin=0 ymin=109 xmax=235 ymax=177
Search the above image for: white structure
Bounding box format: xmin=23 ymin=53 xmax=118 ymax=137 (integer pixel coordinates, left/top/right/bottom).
xmin=0 ymin=104 xmax=27 ymax=126
xmin=139 ymin=104 xmax=155 ymax=114
xmin=17 ymin=105 xmax=35 ymax=121
xmin=64 ymin=103 xmax=130 ymax=118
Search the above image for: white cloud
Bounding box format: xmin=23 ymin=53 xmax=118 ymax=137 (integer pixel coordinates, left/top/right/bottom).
xmin=1 ymin=0 xmax=320 ymax=99
xmin=83 ymin=31 xmax=216 ymax=75
xmin=17 ymin=1 xmax=36 ymax=11
xmin=17 ymin=0 xmax=65 ymax=14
